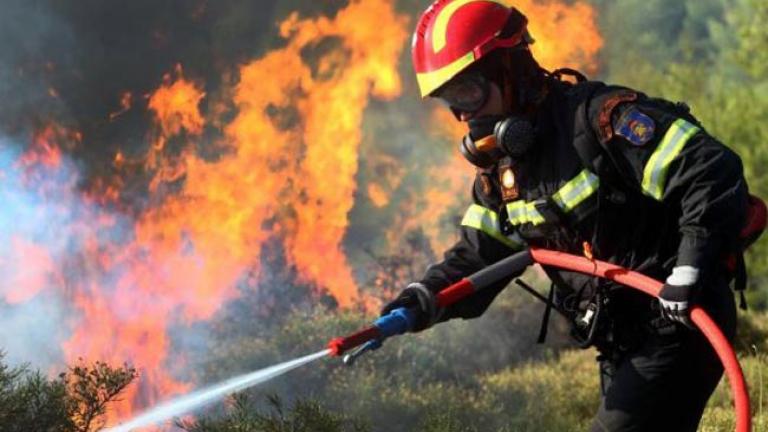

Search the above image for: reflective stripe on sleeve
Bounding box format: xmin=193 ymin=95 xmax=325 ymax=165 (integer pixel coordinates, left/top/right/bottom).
xmin=641 ymin=119 xmax=700 ymax=200
xmin=506 ymin=169 xmax=600 ymax=227
xmin=506 ymin=201 xmax=545 ymax=226
xmin=551 ymin=170 xmax=600 ymax=212
xmin=461 ymin=204 xmax=522 ymax=249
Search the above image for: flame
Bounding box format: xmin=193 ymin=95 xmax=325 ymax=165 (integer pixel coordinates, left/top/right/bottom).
xmin=109 ymin=92 xmax=134 ymax=121
xmin=55 ymin=0 xmax=406 ymax=423
xmin=113 ymin=151 xmax=125 ymax=168
xmin=365 ymin=153 xmax=406 ymax=209
xmin=367 ymin=184 xmax=390 ymax=207
xmin=519 ymin=0 xmax=603 ymax=74
xmin=148 ymin=66 xmax=205 ymax=138
xmin=223 ymin=0 xmax=407 ymax=306
xmin=18 ymin=125 xmax=65 ymax=168
xmin=146 ymin=65 xmax=205 ymax=193
xmin=59 ymin=71 xmax=210 ymax=421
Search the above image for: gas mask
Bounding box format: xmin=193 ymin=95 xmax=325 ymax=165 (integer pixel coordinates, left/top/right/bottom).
xmin=460 ymin=115 xmax=535 ymax=169
xmin=433 ymin=71 xmax=535 ymax=169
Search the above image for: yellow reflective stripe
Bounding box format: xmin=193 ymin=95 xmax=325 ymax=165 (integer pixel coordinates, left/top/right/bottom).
xmin=551 ymin=169 xmax=600 ymax=212
xmin=432 ymin=0 xmax=506 ymax=53
xmin=506 ymin=201 xmax=545 ymax=226
xmin=641 ymin=119 xmax=700 ymax=200
xmin=506 ymin=169 xmax=600 ymax=227
xmin=416 ymin=51 xmax=475 ymax=97
xmin=461 ymin=204 xmax=521 ymax=249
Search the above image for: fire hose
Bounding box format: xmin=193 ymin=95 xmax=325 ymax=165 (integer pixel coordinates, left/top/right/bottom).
xmin=327 ymin=248 xmax=751 ymax=432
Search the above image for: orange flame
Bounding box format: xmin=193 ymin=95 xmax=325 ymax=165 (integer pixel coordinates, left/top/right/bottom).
xmin=109 ymin=91 xmax=134 ymax=121
xmin=18 ymin=125 xmax=65 ymax=168
xmin=520 ymin=0 xmax=603 ymax=74
xmin=60 ymin=71 xmax=210 ymax=421
xmin=54 ymin=0 xmax=408 ymax=424
xmin=365 ymin=153 xmax=406 ymax=209
xmin=223 ymin=0 xmax=407 ymax=306
xmin=148 ymin=66 xmax=205 ymax=137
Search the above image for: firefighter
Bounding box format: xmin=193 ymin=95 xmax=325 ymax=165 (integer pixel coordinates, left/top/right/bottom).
xmin=382 ymin=1 xmax=753 ymax=431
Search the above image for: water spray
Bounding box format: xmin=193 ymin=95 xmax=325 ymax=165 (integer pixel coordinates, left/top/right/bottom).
xmin=104 ymin=349 xmax=330 ymax=432
xmin=108 ymin=248 xmax=751 ymax=432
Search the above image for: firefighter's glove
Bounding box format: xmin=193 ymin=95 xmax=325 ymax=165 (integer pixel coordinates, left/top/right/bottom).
xmin=381 ymin=283 xmax=441 ymax=332
xmin=658 ymin=266 xmax=700 ymax=329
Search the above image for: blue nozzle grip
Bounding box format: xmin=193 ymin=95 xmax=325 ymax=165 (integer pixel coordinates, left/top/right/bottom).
xmin=373 ymin=307 xmax=416 ymax=338
xmin=363 ymin=338 xmax=382 ymax=351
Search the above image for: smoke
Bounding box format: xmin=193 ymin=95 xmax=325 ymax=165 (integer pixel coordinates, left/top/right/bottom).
xmin=0 ymin=295 xmax=67 ymax=368
xmin=0 ymin=0 xmax=73 ymax=132
xmin=0 ymin=135 xmax=83 ymax=367
xmin=0 ymin=137 xmax=71 ymax=369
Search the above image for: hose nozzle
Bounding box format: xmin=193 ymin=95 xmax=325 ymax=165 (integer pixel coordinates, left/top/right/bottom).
xmin=342 ymin=339 xmax=382 ymax=367
xmin=327 ymin=307 xmax=415 ymax=357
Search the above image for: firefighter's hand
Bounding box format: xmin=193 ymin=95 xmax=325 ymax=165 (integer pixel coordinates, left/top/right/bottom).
xmin=659 ymin=266 xmax=700 ymax=329
xmin=381 ymin=283 xmax=440 ymax=332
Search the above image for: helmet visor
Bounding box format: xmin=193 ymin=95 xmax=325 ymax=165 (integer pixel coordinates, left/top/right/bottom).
xmin=433 ymin=73 xmax=490 ymax=114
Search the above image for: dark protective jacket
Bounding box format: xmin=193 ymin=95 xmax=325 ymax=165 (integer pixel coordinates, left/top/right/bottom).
xmin=420 ymin=78 xmax=748 ymax=342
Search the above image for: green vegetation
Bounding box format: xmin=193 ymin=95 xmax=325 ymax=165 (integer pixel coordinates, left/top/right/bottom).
xmin=0 ymin=355 xmax=136 ymax=432
xmin=184 ymin=299 xmax=768 ymax=431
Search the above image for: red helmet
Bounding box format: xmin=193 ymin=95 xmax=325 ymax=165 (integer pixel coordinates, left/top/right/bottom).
xmin=412 ymin=0 xmax=529 ymax=97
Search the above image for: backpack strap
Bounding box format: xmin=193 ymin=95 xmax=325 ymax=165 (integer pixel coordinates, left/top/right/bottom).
xmin=570 ymin=81 xmax=605 ymax=175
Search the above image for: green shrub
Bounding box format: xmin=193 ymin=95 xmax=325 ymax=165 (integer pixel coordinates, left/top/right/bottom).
xmin=178 ymin=394 xmax=368 ymax=432
xmin=0 ymin=354 xmax=136 ymax=432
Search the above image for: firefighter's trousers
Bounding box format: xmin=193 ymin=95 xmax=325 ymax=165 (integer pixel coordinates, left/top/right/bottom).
xmin=590 ymin=276 xmax=737 ymax=432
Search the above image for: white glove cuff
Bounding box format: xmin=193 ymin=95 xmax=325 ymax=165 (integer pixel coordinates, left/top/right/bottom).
xmin=666 ymin=265 xmax=700 ymax=286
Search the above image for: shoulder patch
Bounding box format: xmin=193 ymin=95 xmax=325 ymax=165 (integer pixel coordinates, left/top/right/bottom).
xmin=615 ymin=107 xmax=655 ymax=147
xmin=596 ymin=90 xmax=638 ymax=143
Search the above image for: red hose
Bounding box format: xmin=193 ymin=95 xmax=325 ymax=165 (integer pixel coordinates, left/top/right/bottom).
xmin=530 ymin=248 xmax=751 ymax=432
